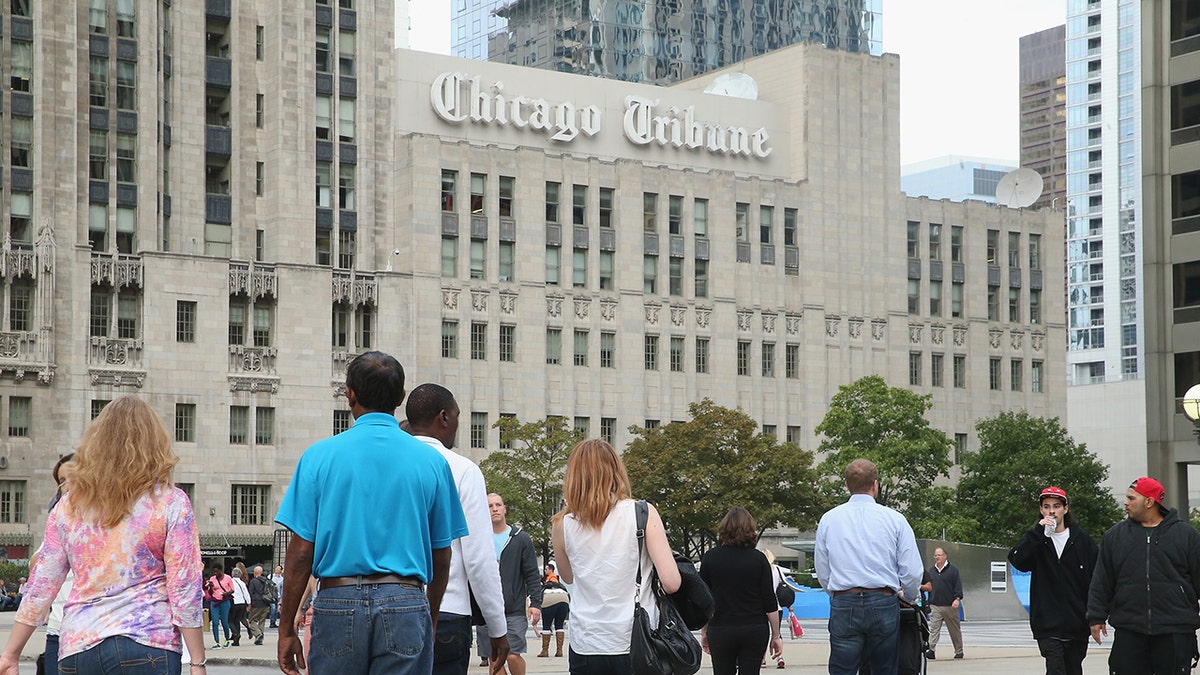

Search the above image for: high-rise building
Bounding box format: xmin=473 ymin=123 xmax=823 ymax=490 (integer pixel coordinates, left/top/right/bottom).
xmin=1061 ymin=0 xmax=1148 ymax=498
xmin=1143 ymin=0 xmax=1200 ymax=509
xmin=1019 ymin=25 xmax=1067 ymax=211
xmin=901 ymin=156 xmax=1017 ymax=204
xmin=451 ymin=0 xmax=882 ymax=85
xmin=0 ymin=0 xmax=392 ymax=559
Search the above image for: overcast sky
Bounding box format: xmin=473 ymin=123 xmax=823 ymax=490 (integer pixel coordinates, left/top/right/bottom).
xmin=402 ymin=0 xmax=1067 ymax=166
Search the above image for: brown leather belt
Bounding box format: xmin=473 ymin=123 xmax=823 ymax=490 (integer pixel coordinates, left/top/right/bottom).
xmin=833 ymin=586 xmax=894 ymax=597
xmin=319 ymin=573 xmax=423 ymax=590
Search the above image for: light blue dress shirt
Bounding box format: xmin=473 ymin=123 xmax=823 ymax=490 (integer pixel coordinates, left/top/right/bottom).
xmin=814 ymin=493 xmax=923 ymax=601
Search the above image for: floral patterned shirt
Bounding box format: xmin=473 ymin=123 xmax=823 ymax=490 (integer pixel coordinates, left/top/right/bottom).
xmin=16 ymin=484 xmax=203 ymax=659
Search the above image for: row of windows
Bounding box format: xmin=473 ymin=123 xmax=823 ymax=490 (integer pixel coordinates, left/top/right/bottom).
xmin=172 ymin=403 xmax=274 ymax=445
xmin=909 ymin=281 xmax=1043 ymax=324
xmin=906 ymin=223 xmax=1043 ymax=270
xmin=0 ymin=478 xmax=269 ymax=526
xmin=906 ymin=354 xmax=1045 ymax=393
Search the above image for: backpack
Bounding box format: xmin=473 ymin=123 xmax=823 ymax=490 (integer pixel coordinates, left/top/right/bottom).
xmin=263 ymin=578 xmax=280 ymax=604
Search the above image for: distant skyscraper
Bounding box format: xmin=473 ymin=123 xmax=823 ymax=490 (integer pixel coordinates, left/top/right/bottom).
xmin=1019 ymin=25 xmax=1066 ymax=211
xmin=901 ymin=156 xmax=1016 ymax=204
xmin=451 ymin=0 xmax=882 ymax=85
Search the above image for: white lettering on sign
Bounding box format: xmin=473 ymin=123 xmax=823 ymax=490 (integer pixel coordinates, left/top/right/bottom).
xmin=428 ymin=72 xmax=772 ymax=160
xmin=623 ymin=96 xmax=772 ymax=158
xmin=431 ymin=72 xmax=601 ymax=143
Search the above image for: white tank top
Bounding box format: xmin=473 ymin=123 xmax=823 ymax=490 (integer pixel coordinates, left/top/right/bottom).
xmin=562 ymin=499 xmax=659 ymax=655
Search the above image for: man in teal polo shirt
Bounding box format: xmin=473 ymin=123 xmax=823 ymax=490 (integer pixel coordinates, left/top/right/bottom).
xmin=275 ymin=351 xmax=468 ymax=675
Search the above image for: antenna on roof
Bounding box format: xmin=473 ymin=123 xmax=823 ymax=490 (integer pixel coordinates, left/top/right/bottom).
xmin=995 ymin=168 xmax=1044 ymax=209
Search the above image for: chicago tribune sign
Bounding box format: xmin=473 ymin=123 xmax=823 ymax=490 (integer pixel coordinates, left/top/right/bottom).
xmin=430 ymin=72 xmax=772 ymax=159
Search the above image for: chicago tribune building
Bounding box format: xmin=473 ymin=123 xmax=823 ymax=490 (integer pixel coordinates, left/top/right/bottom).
xmin=0 ymin=0 xmax=1062 ymax=556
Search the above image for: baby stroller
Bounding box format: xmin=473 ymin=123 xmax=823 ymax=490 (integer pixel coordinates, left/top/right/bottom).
xmin=859 ymin=604 xmax=929 ymax=675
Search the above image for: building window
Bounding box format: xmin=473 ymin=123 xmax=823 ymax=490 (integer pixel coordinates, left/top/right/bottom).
xmin=760 ymin=206 xmax=773 ymax=245
xmin=316 ymin=228 xmax=331 ymax=266
xmin=762 ymin=343 xmax=775 ymax=377
xmin=986 ymin=229 xmax=999 ymax=265
xmin=1009 ymin=288 xmax=1020 ymax=323
xmin=115 ymin=0 xmax=135 ymax=36
xmin=9 ymin=192 xmax=32 ymax=247
xmin=498 ymin=176 xmax=514 ymax=218
xmin=929 ymin=281 xmax=942 ymax=316
xmin=230 ymin=485 xmax=270 ymax=525
xmin=573 ymin=249 xmax=587 ymax=287
xmin=954 ymin=433 xmax=967 ymax=464
xmin=784 ymin=208 xmax=797 ymax=246
xmin=8 ymin=397 xmax=30 ymax=438
xmin=644 ymin=335 xmax=659 ymax=371
xmin=470 ymin=322 xmax=487 ymax=360
xmin=356 ymin=306 xmax=373 ymax=350
xmin=339 ymin=100 xmax=355 ymax=142
xmin=316 ymin=162 xmax=333 ymax=208
xmin=599 ymin=188 xmax=613 ymax=228
xmin=116 ymin=62 xmax=136 ymax=111
xmin=1032 ymin=360 xmax=1044 ymax=393
xmin=643 ymin=193 xmax=657 ymax=232
xmin=316 ymin=95 xmax=332 ymax=140
xmin=669 ymin=257 xmax=683 ymax=296
xmin=696 ymin=337 xmax=710 ymax=374
xmin=573 ymin=330 xmax=588 ymax=366
xmin=989 ymin=358 xmax=1002 ymax=391
xmin=469 ymin=240 xmax=486 ymax=280
xmin=573 ymin=184 xmax=587 ymax=226
xmin=499 ymin=324 xmax=515 ymax=362
xmin=229 ymin=406 xmax=249 ymax=444
xmin=929 ymin=223 xmax=942 ymax=260
xmin=669 ymin=196 xmax=682 ymax=235
xmin=333 ymin=409 xmax=351 ymax=435
xmin=441 ymin=237 xmax=457 ymax=277
xmin=339 ymin=165 xmax=356 ymax=210
xmin=256 ymin=407 xmax=275 ymax=445
xmin=338 ymin=30 xmax=355 ymax=77
xmin=546 ymin=328 xmax=562 ymax=365
xmin=89 ymin=0 xmax=107 ymax=33
xmin=256 ymin=162 xmax=265 ymax=197
xmin=695 ymin=199 xmax=708 ymax=236
xmin=545 ymin=182 xmax=559 ymax=222
xmin=1029 ymin=233 xmax=1041 ymax=270
xmin=176 ymin=301 xmax=196 ymax=342
xmin=90 ymin=131 xmax=108 ymax=180
xmin=10 ymin=42 xmax=31 ymax=93
xmin=1029 ymin=290 xmax=1042 ymax=325
xmin=498 ymin=413 xmax=516 ymax=449
xmin=1011 ymin=360 xmax=1023 ymax=392
xmin=0 ymin=481 xmax=25 ymax=524
xmin=952 ymin=282 xmax=964 ymax=318
xmin=644 ymin=255 xmax=658 ymax=294
xmin=600 ymin=417 xmax=616 ymax=444
xmin=907 ymin=221 xmax=919 ymax=259
xmin=90 ymin=289 xmax=111 ymax=337
xmin=8 ymin=281 xmax=31 ymax=333
xmin=736 ymin=203 xmax=750 ymax=243
xmin=470 ymin=412 xmax=487 ymax=449
xmin=498 ymin=241 xmax=514 ymax=282
xmin=91 ymin=399 xmax=110 ymax=420
xmin=988 ymin=287 xmax=1000 ymax=321
xmin=574 ymin=416 xmax=590 ymax=437
xmin=1008 ymin=232 xmax=1021 ymax=268
xmin=908 ymin=280 xmax=919 ymax=314
xmin=694 ymin=259 xmax=708 ymax=299
xmin=599 ymin=250 xmax=614 ymax=290
xmin=644 ymin=420 xmax=660 ymax=430
xmin=954 ymin=354 xmax=967 ymax=388
xmin=786 ymin=426 xmax=801 ymax=445
xmin=785 ymin=344 xmax=799 ymax=379
xmin=670 ymin=337 xmax=684 ymax=372
xmin=175 ymin=403 xmax=196 ymax=442
xmin=470 ymin=174 xmax=486 ymax=214
xmin=256 ymin=25 xmax=264 ymax=60
xmin=737 ymin=341 xmax=751 ymax=376
xmin=545 ymin=247 xmax=560 ymax=285
xmin=909 ymin=352 xmax=922 ymax=386
xmin=951 ymin=225 xmax=963 ymax=263
xmin=441 ymin=320 xmax=458 ymax=358
xmin=316 ymin=27 xmax=332 ymax=73
xmin=442 ymin=170 xmax=457 ymax=211
xmin=11 ymin=118 xmax=33 ymax=168
xmin=600 ymin=332 xmax=615 ymax=368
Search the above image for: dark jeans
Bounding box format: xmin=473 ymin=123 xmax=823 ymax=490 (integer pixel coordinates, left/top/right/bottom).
xmin=707 ymin=623 xmax=770 ymax=675
xmin=308 ymin=581 xmax=433 ymax=675
xmin=433 ymin=613 xmax=474 ymax=675
xmin=229 ymin=603 xmax=248 ymax=643
xmin=542 ymin=604 xmax=570 ymax=632
xmin=45 ymin=634 xmax=60 ymax=675
xmin=827 ymin=591 xmax=900 ymax=675
xmin=568 ymin=649 xmax=632 ymax=675
xmin=1036 ymin=637 xmax=1086 ymax=675
xmin=1109 ymin=629 xmax=1198 ymax=675
xmin=269 ymin=601 xmax=279 ymax=626
xmin=58 ymin=636 xmax=181 ymax=675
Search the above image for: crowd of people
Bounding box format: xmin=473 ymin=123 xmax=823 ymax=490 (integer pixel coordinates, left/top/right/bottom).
xmin=2 ymin=349 xmax=1199 ymax=675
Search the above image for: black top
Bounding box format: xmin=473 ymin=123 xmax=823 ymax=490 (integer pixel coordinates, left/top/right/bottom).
xmin=1008 ymin=524 xmax=1098 ymax=640
xmin=698 ymin=546 xmax=777 ymax=628
xmin=926 ymin=562 xmax=963 ymax=607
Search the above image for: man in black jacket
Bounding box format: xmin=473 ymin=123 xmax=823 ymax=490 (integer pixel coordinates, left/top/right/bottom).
xmin=1087 ymin=476 xmax=1200 ymax=674
xmin=1008 ymin=486 xmax=1098 ymax=675
xmin=925 ymin=548 xmax=963 ymax=660
xmin=487 ymin=493 xmax=543 ymax=675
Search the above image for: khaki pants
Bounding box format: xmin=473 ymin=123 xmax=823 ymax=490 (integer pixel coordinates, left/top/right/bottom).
xmin=928 ymin=605 xmax=963 ymax=655
xmin=248 ymin=606 xmax=270 ymax=639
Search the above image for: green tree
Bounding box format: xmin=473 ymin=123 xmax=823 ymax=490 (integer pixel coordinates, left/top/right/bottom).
xmin=624 ymin=399 xmax=826 ymax=559
xmin=956 ymin=411 xmax=1123 ymax=546
xmin=479 ymin=416 xmax=579 ymax=561
xmin=814 ymin=375 xmax=956 ymax=538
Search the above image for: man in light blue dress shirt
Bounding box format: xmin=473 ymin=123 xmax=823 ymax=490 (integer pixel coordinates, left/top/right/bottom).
xmin=814 ymin=459 xmax=923 ymax=675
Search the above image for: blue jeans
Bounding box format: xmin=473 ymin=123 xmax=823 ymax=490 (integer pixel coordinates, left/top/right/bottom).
xmin=432 ymin=613 xmax=473 ymax=675
xmin=45 ymin=634 xmax=60 ymax=675
xmin=269 ymin=601 xmax=279 ymax=626
xmin=827 ymin=591 xmax=900 ymax=675
xmin=308 ymin=582 xmax=433 ymax=675
xmin=568 ymin=649 xmax=632 ymax=675
xmin=210 ymin=599 xmax=231 ymax=644
xmin=58 ymin=636 xmax=181 ymax=675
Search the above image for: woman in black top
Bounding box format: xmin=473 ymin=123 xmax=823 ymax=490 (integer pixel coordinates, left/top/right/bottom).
xmin=699 ymin=507 xmax=784 ymax=675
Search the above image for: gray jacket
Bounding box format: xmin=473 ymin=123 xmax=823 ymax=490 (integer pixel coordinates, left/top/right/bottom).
xmin=497 ymin=525 xmax=543 ymax=615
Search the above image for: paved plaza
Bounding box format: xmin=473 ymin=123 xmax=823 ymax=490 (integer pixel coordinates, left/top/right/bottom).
xmin=0 ymin=610 xmax=1119 ymax=673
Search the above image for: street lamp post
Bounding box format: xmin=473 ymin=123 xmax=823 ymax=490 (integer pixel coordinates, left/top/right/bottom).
xmin=1181 ymin=384 xmax=1200 ymax=445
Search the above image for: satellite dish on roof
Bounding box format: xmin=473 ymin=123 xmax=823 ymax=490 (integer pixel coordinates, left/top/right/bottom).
xmin=704 ymin=73 xmax=759 ymax=100
xmin=995 ymin=168 xmax=1044 ymax=209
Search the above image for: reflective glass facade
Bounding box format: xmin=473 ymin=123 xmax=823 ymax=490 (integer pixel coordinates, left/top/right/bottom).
xmin=1064 ymin=0 xmax=1142 ymax=384
xmin=452 ymin=0 xmax=882 ymax=85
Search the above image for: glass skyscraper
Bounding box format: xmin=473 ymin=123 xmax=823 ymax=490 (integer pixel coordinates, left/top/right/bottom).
xmin=452 ymin=0 xmax=882 ymax=85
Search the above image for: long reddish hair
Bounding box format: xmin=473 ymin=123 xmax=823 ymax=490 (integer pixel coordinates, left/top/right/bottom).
xmin=554 ymin=439 xmax=631 ymax=529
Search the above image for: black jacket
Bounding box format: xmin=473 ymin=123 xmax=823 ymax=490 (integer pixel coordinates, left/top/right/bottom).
xmin=498 ymin=525 xmax=543 ymax=615
xmin=1086 ymin=509 xmax=1200 ymax=635
xmin=1008 ymin=524 xmax=1098 ymax=640
xmin=926 ymin=562 xmax=962 ymax=607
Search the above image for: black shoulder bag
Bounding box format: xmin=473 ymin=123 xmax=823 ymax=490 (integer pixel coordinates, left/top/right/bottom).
xmin=629 ymin=500 xmax=702 ymax=675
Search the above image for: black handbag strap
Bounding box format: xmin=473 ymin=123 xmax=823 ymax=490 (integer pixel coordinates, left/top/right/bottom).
xmin=635 ymin=499 xmax=648 ymax=608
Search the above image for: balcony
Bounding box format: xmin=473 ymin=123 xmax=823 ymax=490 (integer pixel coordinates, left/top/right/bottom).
xmin=206 ymin=57 xmax=231 ymax=89
xmin=206 ymin=125 xmax=232 ymax=156
xmin=205 ymin=0 xmax=231 ymax=20
xmin=88 ymin=337 xmax=145 ymax=388
xmin=229 ymin=262 xmax=276 ymax=299
xmin=332 ymin=271 xmax=377 ymax=306
xmin=206 ymin=194 xmax=232 ymax=224
xmin=90 ymin=252 xmax=142 ymax=288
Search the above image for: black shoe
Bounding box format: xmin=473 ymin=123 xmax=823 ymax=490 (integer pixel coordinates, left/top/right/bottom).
xmin=269 ymin=624 xmax=277 ymax=628
xmin=255 ymin=637 xmax=264 ymax=645
xmin=954 ymin=653 xmax=963 ymax=659
xmin=925 ymin=650 xmax=935 ymax=660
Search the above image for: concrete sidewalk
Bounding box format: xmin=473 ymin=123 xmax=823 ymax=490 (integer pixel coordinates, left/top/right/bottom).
xmin=0 ymin=611 xmax=1114 ymax=672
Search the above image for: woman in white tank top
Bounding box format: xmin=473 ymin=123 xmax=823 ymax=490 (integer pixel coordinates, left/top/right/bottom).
xmin=551 ymin=439 xmax=682 ymax=675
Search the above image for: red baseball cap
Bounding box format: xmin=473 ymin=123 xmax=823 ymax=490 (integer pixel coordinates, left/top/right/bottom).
xmin=1039 ymin=486 xmax=1068 ymax=505
xmin=1131 ymin=477 xmax=1166 ymax=505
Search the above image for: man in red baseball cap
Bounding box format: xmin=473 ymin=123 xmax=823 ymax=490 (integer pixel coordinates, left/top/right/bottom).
xmin=1086 ymin=476 xmax=1200 ymax=674
xmin=1008 ymin=486 xmax=1098 ymax=675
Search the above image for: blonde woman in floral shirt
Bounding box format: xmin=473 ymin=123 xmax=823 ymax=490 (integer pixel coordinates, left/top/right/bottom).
xmin=0 ymin=396 xmax=207 ymax=675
